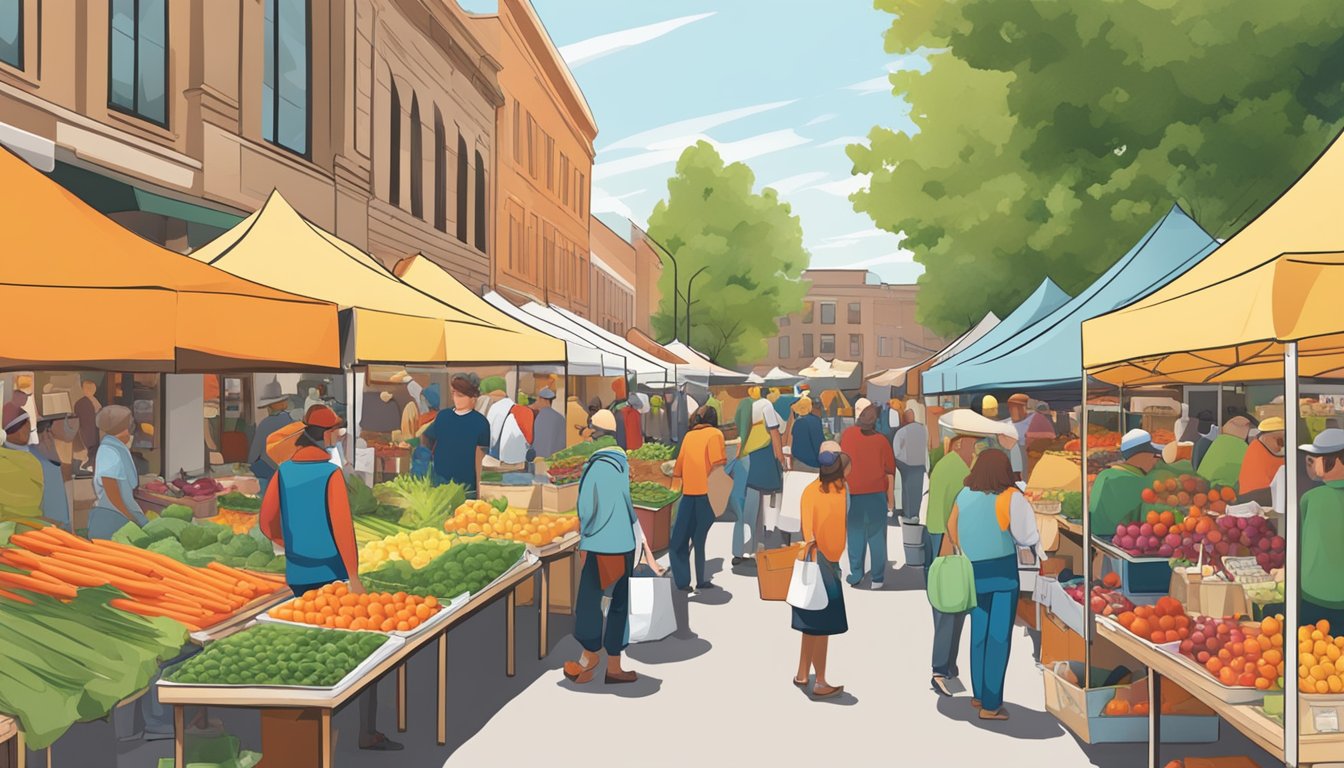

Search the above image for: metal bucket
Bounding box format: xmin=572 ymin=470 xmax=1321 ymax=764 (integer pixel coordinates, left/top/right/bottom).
xmin=900 ymin=518 xmax=927 ymax=567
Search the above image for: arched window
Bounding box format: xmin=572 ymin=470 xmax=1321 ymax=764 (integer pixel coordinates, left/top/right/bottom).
xmin=474 ymin=150 xmax=487 ymax=253
xmin=433 ymin=108 xmax=446 ymax=232
xmin=388 ymin=82 xmax=401 ymax=207
xmin=409 ymin=93 xmax=423 ymax=218
xmin=456 ymin=133 xmax=468 ymax=243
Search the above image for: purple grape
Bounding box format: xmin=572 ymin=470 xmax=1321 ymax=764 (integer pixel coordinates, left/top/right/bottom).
xmin=1140 ymin=523 xmax=1154 ymax=537
xmin=1158 ymin=545 xmax=1174 ymax=557
xmin=1115 ymin=524 xmax=1127 ymax=537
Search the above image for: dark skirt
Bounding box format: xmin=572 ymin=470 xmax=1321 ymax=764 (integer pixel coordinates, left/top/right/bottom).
xmin=791 ymin=555 xmax=848 ymax=636
xmin=747 ymin=445 xmax=783 ymax=493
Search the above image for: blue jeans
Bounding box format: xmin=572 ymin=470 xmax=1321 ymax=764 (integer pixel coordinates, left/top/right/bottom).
xmin=970 ymin=561 xmax=1020 ymax=711
xmin=896 ymin=461 xmax=925 ymax=521
xmin=926 ymin=532 xmax=965 ymax=678
xmin=846 ymin=492 xmax=888 ymax=585
xmin=670 ymin=494 xmax=715 ymax=588
xmin=729 ymin=453 xmax=755 ymax=557
xmin=575 ymin=550 xmax=634 ymax=655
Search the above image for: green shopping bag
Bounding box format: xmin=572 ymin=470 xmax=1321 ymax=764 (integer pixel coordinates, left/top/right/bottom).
xmin=927 ymin=553 xmax=977 ymax=614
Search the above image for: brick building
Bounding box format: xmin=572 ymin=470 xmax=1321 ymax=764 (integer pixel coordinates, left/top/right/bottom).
xmin=756 ymin=269 xmax=944 ymax=375
xmin=466 ymin=0 xmax=597 ymax=315
xmin=0 ymin=0 xmax=500 ymax=287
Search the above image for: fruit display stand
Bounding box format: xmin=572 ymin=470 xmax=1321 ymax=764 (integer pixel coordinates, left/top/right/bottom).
xmin=159 ymin=558 xmax=542 ymax=768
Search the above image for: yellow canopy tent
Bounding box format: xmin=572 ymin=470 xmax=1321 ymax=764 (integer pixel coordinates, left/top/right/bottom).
xmin=0 ymin=149 xmax=339 ymax=372
xmin=391 ymin=254 xmax=563 ymax=362
xmin=189 ymin=191 xmax=549 ymax=364
xmin=1083 ymin=132 xmax=1344 ymax=385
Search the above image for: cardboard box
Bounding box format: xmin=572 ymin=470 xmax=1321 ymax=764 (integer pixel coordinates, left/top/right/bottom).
xmin=1199 ymin=580 xmax=1250 ymax=619
xmin=1040 ymin=608 xmax=1138 ymax=669
xmin=479 ymin=483 xmax=541 ymax=511
xmin=541 ymin=482 xmax=578 ymax=513
xmin=1043 ymin=662 xmax=1220 ymax=744
xmin=1170 ymin=569 xmax=1203 ymax=614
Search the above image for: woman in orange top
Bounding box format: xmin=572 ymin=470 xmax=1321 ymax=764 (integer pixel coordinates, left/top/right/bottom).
xmin=792 ymin=441 xmax=850 ymax=699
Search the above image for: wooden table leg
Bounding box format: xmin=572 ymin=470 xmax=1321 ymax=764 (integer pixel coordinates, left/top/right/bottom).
xmin=538 ymin=563 xmax=550 ymax=660
xmin=396 ymin=665 xmax=407 ymax=733
xmin=174 ymin=706 xmax=184 ymax=768
xmin=319 ymin=710 xmax=332 ymax=768
xmin=436 ymin=634 xmax=447 ymax=746
xmin=506 ymin=588 xmax=517 ymax=677
xmin=15 ymin=732 xmax=24 ymax=768
xmin=1147 ymin=670 xmax=1161 ymax=768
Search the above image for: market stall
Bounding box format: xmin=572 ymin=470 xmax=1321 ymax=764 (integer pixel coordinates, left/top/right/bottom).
xmin=1076 ymin=131 xmax=1344 ymax=767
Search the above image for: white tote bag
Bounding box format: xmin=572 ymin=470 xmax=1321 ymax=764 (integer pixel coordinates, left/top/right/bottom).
xmin=627 ymin=574 xmax=677 ymax=643
xmin=785 ymin=545 xmax=829 ymax=611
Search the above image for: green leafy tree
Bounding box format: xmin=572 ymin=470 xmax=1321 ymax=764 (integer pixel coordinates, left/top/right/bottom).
xmin=850 ymin=0 xmax=1344 ymax=336
xmin=647 ymin=141 xmax=811 ymax=367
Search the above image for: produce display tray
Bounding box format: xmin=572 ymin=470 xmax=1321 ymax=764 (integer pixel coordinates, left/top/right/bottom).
xmin=466 ymin=550 xmax=539 ymax=601
xmin=1091 ymin=534 xmax=1172 ymax=564
xmin=160 ymin=633 xmax=406 ymax=696
xmin=530 ymin=531 xmax=580 ymax=559
xmin=1154 ymin=641 xmax=1270 ymax=704
xmin=189 ymin=590 xmax=292 ymax=645
xmin=255 ymin=592 xmax=470 ymax=639
xmin=633 ymin=496 xmax=680 ymax=512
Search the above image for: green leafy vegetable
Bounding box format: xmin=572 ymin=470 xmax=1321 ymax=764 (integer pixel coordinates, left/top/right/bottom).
xmin=364 ymin=539 xmax=525 ymax=599
xmin=627 ymin=442 xmax=676 ymax=461
xmin=160 ymin=503 xmax=195 ymax=521
xmin=375 ymin=475 xmax=467 ymax=530
xmin=547 ymin=436 xmax=616 ymax=463
xmin=215 ymin=492 xmax=262 ymax=513
xmin=165 ymin=624 xmax=387 ymax=687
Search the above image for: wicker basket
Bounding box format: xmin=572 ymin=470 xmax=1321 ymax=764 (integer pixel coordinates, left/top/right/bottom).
xmin=1031 ymin=499 xmax=1063 ymax=516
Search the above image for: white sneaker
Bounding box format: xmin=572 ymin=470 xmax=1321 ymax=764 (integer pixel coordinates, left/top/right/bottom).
xmin=869 ymin=581 xmax=883 ymax=590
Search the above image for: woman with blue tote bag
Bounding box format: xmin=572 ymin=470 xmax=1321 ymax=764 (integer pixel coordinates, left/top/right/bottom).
xmin=945 ymin=448 xmax=1042 ymax=721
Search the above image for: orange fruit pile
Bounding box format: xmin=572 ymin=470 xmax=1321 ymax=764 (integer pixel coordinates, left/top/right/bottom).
xmin=270 ymin=581 xmax=440 ymax=632
xmin=1117 ymin=596 xmax=1190 ymax=645
xmin=445 ymin=502 xmax=579 ymax=547
xmin=1299 ymin=619 xmax=1344 ymax=694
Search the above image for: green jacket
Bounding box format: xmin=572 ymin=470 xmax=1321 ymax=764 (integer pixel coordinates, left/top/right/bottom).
xmin=1196 ymin=434 xmax=1248 ymax=490
xmin=1302 ymin=481 xmax=1344 ymax=609
xmin=1090 ymin=463 xmax=1150 ymax=534
xmin=926 ymin=451 xmax=970 ymax=535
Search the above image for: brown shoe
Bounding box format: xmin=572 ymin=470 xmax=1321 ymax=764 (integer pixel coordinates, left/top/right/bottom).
xmin=563 ymin=657 xmax=598 ymax=684
xmin=979 ymin=708 xmax=1009 ymax=721
xmin=970 ymin=698 xmax=983 ymax=709
xmin=812 ymin=684 xmax=844 ymax=699
xmin=605 ymin=669 xmax=638 ymax=684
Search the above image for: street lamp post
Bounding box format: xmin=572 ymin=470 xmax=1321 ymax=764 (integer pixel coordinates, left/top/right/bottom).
xmin=685 ymin=266 xmax=710 ymax=343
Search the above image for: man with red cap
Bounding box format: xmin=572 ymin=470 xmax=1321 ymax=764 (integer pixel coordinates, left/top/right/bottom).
xmin=259 ymin=404 xmax=401 ymax=751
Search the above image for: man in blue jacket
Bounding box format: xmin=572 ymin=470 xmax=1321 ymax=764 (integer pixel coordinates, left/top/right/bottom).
xmin=565 ymin=409 xmax=664 ymax=686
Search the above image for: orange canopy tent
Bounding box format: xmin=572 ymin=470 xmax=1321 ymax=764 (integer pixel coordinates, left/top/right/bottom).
xmin=0 ymin=149 xmax=341 ymax=372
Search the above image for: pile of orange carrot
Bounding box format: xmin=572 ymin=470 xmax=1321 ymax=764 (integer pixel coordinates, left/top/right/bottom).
xmin=0 ymin=526 xmax=287 ymax=631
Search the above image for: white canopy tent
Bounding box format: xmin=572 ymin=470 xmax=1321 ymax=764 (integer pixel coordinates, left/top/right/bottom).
xmin=480 ymin=292 xmax=625 ymax=377
xmin=661 ymin=339 xmax=747 ymax=385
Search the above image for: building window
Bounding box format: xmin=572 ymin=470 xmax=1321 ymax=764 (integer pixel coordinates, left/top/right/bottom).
xmin=819 ymin=302 xmax=836 ymax=325
xmin=779 ymin=336 xmax=791 ymax=359
xmin=0 ymin=0 xmax=22 ymax=69
xmin=802 ymin=334 xmax=814 ymax=358
xmin=579 ymin=173 xmax=587 ymax=216
xmin=802 ymin=301 xmax=814 ymax=324
xmin=262 ymin=0 xmax=309 ymax=155
xmin=109 ymin=0 xmax=168 ymax=125
xmin=545 ymin=134 xmax=555 ymax=192
xmin=474 ymin=150 xmax=487 ymax=253
xmin=560 ymin=154 xmax=569 ymax=206
xmin=848 ymin=302 xmax=861 ymax=324
xmin=408 ymin=94 xmax=423 ymax=219
xmin=820 ymin=334 xmax=835 ymax=355
xmin=878 ymin=336 xmax=892 ymax=357
xmin=456 ymin=133 xmax=468 ymax=244
xmin=388 ymin=83 xmax=400 ymax=206
xmin=526 ymin=114 xmax=536 ymax=178
xmin=779 ymin=316 xmax=790 ymax=327
xmin=512 ymin=99 xmax=521 ymax=165
xmin=849 ymin=334 xmax=862 ymax=358
xmin=433 ymin=109 xmax=446 ymax=231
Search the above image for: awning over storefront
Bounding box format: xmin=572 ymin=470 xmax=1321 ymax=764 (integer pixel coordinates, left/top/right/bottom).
xmin=391 ymin=254 xmax=564 ymax=362
xmin=923 ymin=278 xmax=1071 ymax=394
xmin=189 ymin=191 xmax=540 ymax=366
xmin=942 ymin=205 xmax=1218 ymax=393
xmin=0 ymin=148 xmax=340 ymax=372
xmin=1084 ymin=133 xmax=1344 ymax=385
xmin=661 ymin=340 xmax=747 ymax=385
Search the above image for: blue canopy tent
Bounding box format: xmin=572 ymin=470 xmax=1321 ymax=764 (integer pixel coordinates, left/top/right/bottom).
xmin=922 ymin=277 xmax=1072 ymax=395
xmin=930 ymin=205 xmax=1219 ymax=394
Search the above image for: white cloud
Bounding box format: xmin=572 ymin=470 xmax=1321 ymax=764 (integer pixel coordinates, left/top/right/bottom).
xmin=804 ymin=114 xmax=837 ymax=127
xmin=762 ymin=171 xmax=830 ymax=195
xmin=559 ymin=13 xmax=716 ymax=68
xmin=590 ymin=186 xmax=646 ymax=222
xmin=594 ymin=129 xmax=812 ymax=181
xmin=819 ymin=135 xmax=867 ymax=148
xmin=602 ymin=100 xmax=797 ymax=152
xmin=811 ymin=173 xmax=871 ymax=197
xmin=842 ymin=51 xmax=934 ymax=94
xmin=818 ymin=250 xmax=917 ymax=270
xmin=809 ymin=227 xmax=901 ymax=251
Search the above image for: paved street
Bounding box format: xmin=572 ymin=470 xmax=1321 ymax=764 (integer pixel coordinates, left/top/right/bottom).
xmin=90 ymin=511 xmax=1278 ymax=768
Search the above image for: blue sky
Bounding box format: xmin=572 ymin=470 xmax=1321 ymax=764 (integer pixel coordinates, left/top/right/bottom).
xmin=461 ymin=1 xmax=925 ymax=283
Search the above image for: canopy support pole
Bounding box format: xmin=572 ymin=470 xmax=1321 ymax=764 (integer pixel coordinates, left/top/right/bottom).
xmin=1284 ymin=342 xmax=1300 ymax=768
xmin=1081 ymin=375 xmax=1093 ymax=689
